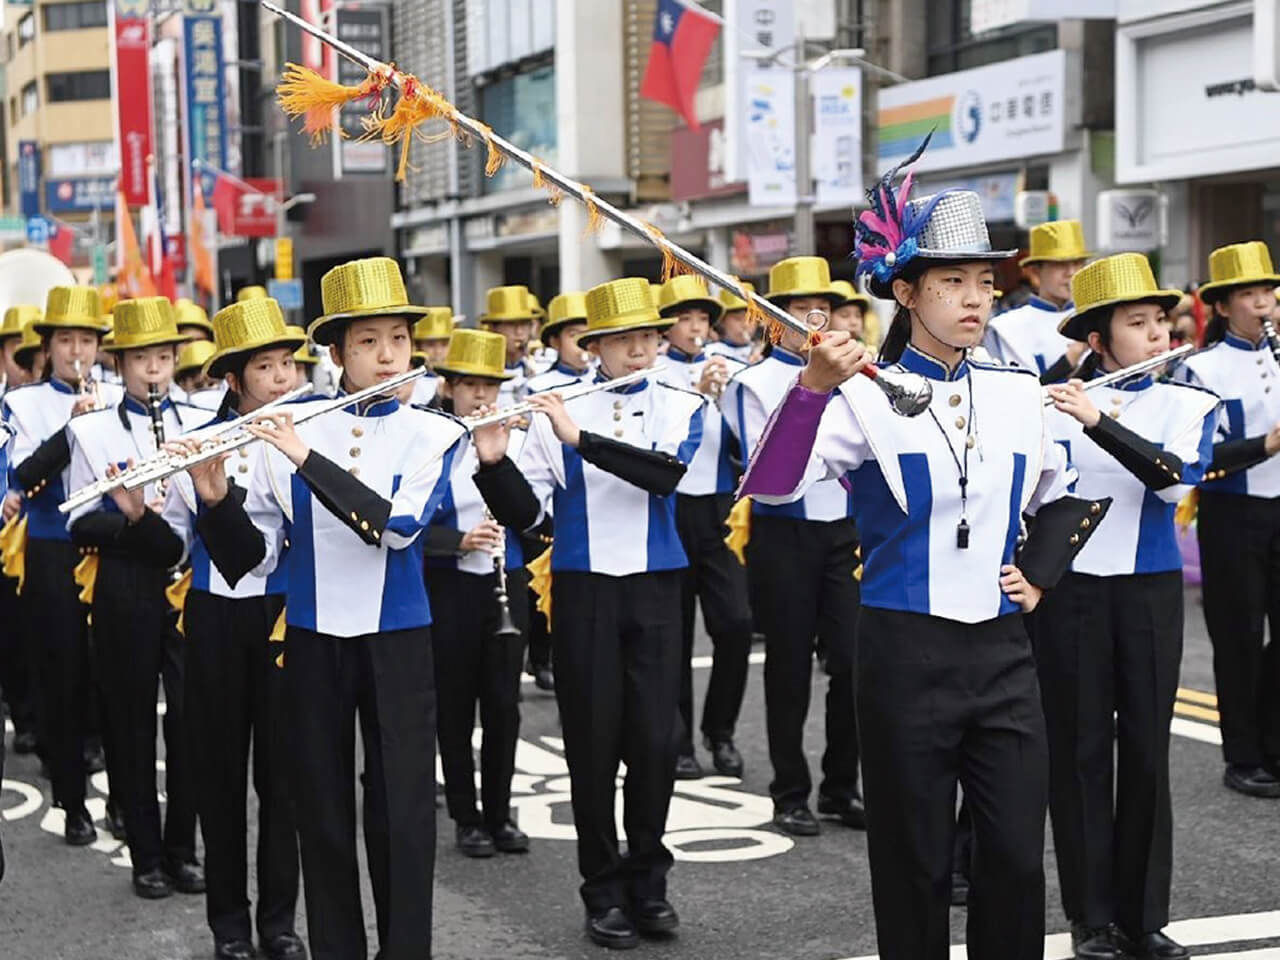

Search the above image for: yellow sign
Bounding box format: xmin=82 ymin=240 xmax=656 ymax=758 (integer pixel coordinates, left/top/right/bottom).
xmin=275 ymin=237 xmax=293 ymax=281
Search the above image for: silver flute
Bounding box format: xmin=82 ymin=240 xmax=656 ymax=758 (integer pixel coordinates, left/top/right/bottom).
xmin=1042 ymin=343 xmax=1194 ymax=406
xmin=461 ymin=364 xmax=662 ymax=430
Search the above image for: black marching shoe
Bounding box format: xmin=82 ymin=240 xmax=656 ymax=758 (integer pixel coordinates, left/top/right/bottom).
xmin=491 ymin=820 xmax=530 ymax=853
xmin=1115 ymin=929 xmax=1189 ymax=960
xmin=817 ymin=792 xmax=867 ymax=829
xmin=674 ymin=751 xmax=703 ymax=780
xmin=531 ymin=662 xmax=555 ymax=692
xmin=132 ymin=867 xmax=174 ymax=900
xmin=105 ymin=801 xmax=127 ymax=842
xmin=585 ymin=906 xmax=639 ymax=950
xmin=214 ymin=940 xmax=256 ymax=960
xmin=164 ymin=858 xmax=206 ymax=894
xmin=64 ymin=808 xmax=97 ymax=847
xmin=704 ymin=736 xmax=744 ymax=778
xmin=262 ymin=931 xmax=308 ymax=959
xmin=772 ymin=806 xmax=821 ymax=836
xmin=456 ymin=824 xmax=496 ymax=858
xmin=634 ymin=898 xmax=679 ymax=936
xmin=12 ymin=730 xmax=37 ymax=755
xmin=1070 ymin=922 xmax=1126 ymax=959
xmin=1224 ymin=763 xmax=1280 ymax=798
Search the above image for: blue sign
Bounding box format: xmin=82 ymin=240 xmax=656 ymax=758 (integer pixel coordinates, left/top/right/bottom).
xmin=268 ymin=278 xmax=304 ymax=311
xmin=45 ymin=176 xmax=115 ymax=213
xmin=183 ymin=13 xmax=228 ymax=202
xmin=26 ymin=216 xmax=49 ymax=247
xmin=18 ymin=141 xmax=40 ymax=218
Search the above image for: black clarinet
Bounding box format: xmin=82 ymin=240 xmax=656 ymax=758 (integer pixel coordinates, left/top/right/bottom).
xmin=145 ymin=383 xmax=168 ymax=498
xmin=1262 ymin=318 xmax=1280 ymax=369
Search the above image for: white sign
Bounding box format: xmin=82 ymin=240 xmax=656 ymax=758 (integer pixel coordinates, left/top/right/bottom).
xmin=725 ymin=0 xmax=796 ymax=183
xmin=48 ymin=142 xmax=119 ymax=178
xmin=1015 ymin=191 xmax=1054 ymax=229
xmin=1118 ymin=8 xmax=1280 ymax=182
xmin=1258 ymin=0 xmax=1280 ymax=91
xmin=796 ymin=0 xmax=836 ymax=40
xmin=876 ymin=49 xmax=1066 ymax=174
xmin=745 ymin=68 xmax=797 ymax=207
xmin=812 ymin=68 xmax=863 ymax=206
xmin=1096 ymin=189 xmax=1166 ymax=252
xmin=970 ymin=0 xmax=1114 ymax=34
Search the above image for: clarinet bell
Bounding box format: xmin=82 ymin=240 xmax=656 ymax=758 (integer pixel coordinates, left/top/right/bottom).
xmin=868 ymin=365 xmax=933 ymax=417
xmin=495 ymin=601 xmax=521 ymax=640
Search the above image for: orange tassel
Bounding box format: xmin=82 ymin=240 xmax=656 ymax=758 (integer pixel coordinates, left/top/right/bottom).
xmin=476 ymin=123 xmax=506 ymax=177
xmin=766 ymin=319 xmax=786 ymax=345
xmin=276 ymin=62 xmax=388 ymax=144
xmin=361 ymin=73 xmax=458 ymax=181
xmin=580 ymin=186 xmax=605 ymax=237
xmin=642 ymin=222 xmax=689 ymax=282
xmin=531 ymin=161 xmax=564 ymax=206
xmin=741 ymin=283 xmax=769 ymax=333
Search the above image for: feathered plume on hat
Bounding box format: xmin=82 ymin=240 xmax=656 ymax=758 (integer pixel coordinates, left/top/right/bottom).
xmin=853 ymin=133 xmax=950 ymax=289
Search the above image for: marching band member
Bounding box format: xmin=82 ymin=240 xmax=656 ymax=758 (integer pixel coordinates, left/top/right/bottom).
xmin=411 ymin=307 xmax=454 ymax=406
xmin=829 ymin=280 xmax=871 ymax=341
xmin=0 ymin=307 xmax=27 ymax=396
xmin=4 ymin=290 xmax=118 ymax=846
xmin=424 ymin=329 xmax=530 ymax=859
xmin=720 ymin=257 xmax=863 ymax=836
xmin=14 ymin=319 xmax=47 ymax=381
xmin=162 ymin=299 xmax=306 ymax=960
xmin=479 ymin=285 xmax=538 ymax=405
xmin=472 ymin=276 xmax=705 ymax=949
xmin=174 ymin=340 xmax=224 ymax=409
xmin=1042 ymin=254 xmax=1217 ymax=960
xmin=65 ymin=297 xmax=202 ymax=900
xmin=655 ymin=275 xmax=752 ymax=780
xmin=526 ymin=292 xmax=592 ymax=394
xmin=738 ymin=165 xmax=1108 ymax=958
xmin=175 ymin=298 xmax=216 ymax=344
xmin=187 ymin=257 xmax=466 ymax=960
xmin=1177 ymin=241 xmax=1280 ymax=799
xmin=705 ymin=284 xmax=757 ymax=364
xmin=985 ymin=220 xmax=1091 ymax=381
xmin=287 ymin=325 xmax=319 ymax=390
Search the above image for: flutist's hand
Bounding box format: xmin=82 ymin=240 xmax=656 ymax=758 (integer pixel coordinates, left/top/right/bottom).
xmin=1000 ymin=564 xmax=1043 ymax=613
xmin=71 ymin=393 xmax=98 ymax=417
xmin=697 ymin=356 xmax=730 ymax=396
xmin=799 ymin=330 xmax=871 ymax=394
xmin=460 ymin=518 xmax=504 ymax=554
xmin=246 ymin=412 xmax=310 ymax=468
xmin=1046 ymin=379 xmax=1101 ymax=428
xmin=1265 ymin=421 xmax=1280 ymax=457
xmin=105 ymin=460 xmax=147 ymax=523
xmin=527 ymin=391 xmax=581 ymax=448
xmin=2 ymin=491 xmax=21 ymax=523
xmin=471 ymin=403 xmax=513 ymax=466
xmin=167 ymin=439 xmax=231 ymax=507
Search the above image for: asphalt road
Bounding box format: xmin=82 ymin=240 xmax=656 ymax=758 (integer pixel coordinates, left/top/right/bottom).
xmin=2 ymin=586 xmax=1278 ymax=960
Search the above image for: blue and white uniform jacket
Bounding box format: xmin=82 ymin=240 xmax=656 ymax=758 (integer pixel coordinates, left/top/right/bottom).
xmin=526 ymin=360 xmax=592 ymax=396
xmin=984 ymin=296 xmax=1074 ymax=376
xmin=428 ymin=429 xmax=526 ymax=575
xmin=658 ymin=346 xmax=746 ymax=497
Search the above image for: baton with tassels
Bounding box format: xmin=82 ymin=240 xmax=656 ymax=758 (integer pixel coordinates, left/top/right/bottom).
xmin=258 ymin=0 xmax=932 ymax=418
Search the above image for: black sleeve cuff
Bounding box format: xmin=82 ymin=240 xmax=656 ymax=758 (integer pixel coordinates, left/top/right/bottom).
xmin=298 ymin=450 xmax=391 ymax=546
xmin=576 ymin=430 xmax=686 ymax=496
xmin=195 ymin=492 xmax=267 ymax=587
xmin=1039 ymin=355 xmax=1076 ymax=385
xmin=118 ymin=509 xmax=185 ymax=568
xmin=14 ymin=428 xmax=70 ymax=497
xmin=1203 ymin=436 xmax=1270 ymax=482
xmin=423 ymin=525 xmax=466 ymax=557
xmin=1019 ymin=496 xmax=1112 ymax=589
xmin=1084 ymin=415 xmax=1185 ymax=490
xmin=474 ymin=456 xmax=541 ymax=532
xmin=71 ymin=511 xmax=127 ymax=549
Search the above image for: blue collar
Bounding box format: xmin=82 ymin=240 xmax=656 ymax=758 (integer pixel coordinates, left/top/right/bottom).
xmin=338 ymin=390 xmax=401 ymax=418
xmin=769 ymin=346 xmax=805 ymax=367
xmin=1029 ymin=294 xmax=1071 ymax=312
xmin=1224 ymin=331 xmax=1266 ymax=352
xmin=49 ymin=378 xmax=76 ymax=395
xmin=594 ymin=369 xmax=649 ymax=394
xmin=897 ymin=343 xmax=969 ymax=382
xmin=554 ymin=360 xmax=587 ymax=377
xmin=122 ymin=393 xmax=174 ymax=417
xmin=665 ymin=345 xmax=706 ymax=364
xmin=1091 ymin=366 xmax=1153 ymax=391
xmin=720 ymin=338 xmax=749 ymax=349
xmin=506 ymin=361 xmax=525 ymax=373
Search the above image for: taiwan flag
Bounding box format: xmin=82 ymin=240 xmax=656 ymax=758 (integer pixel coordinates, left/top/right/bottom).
xmin=639 ymin=0 xmax=720 ymax=132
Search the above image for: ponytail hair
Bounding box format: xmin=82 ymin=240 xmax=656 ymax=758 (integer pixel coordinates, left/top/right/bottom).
xmin=878 ymin=305 xmax=912 ymax=363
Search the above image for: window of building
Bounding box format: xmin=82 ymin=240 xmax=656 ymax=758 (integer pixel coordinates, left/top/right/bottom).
xmin=479 ymin=63 xmax=557 ymax=194
xmin=21 ymin=81 xmax=37 ymax=116
xmin=46 ymin=69 xmax=111 ymax=103
xmin=17 ymin=13 xmax=35 ymax=47
xmin=43 ymin=2 xmax=109 ymax=32
xmin=925 ymin=0 xmax=1056 ymax=76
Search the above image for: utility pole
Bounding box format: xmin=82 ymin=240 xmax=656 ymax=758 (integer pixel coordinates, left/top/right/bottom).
xmin=793 ymin=23 xmax=815 ymax=255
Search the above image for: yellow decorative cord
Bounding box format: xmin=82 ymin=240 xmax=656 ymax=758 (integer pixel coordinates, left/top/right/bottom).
xmin=526 ymin=547 xmax=553 ymax=627
xmin=0 ymin=513 xmax=29 ymax=593
xmin=270 ymin=607 xmax=287 ymax=668
xmin=73 ymin=554 xmax=99 ymax=605
xmin=165 ymin=568 xmax=194 ymax=635
xmin=723 ymin=497 xmax=751 ymax=566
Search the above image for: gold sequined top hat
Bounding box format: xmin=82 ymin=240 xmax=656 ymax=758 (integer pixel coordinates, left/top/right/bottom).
xmin=578 ymin=277 xmax=676 ymax=346
xmin=237 ymin=285 xmax=269 ymax=302
xmin=649 ymin=283 xmax=662 ymax=309
xmin=657 ymin=275 xmax=724 ymax=322
xmin=542 ymin=292 xmax=589 ymax=340
xmin=34 ymin=286 xmax=109 ymax=336
xmin=829 ymin=280 xmax=871 ymax=308
xmin=287 ymin=325 xmax=317 ymax=365
xmin=1058 ymin=253 xmax=1182 ymax=342
xmin=1197 ymin=241 xmax=1280 ymax=304
xmin=767 ymin=257 xmax=846 ymax=306
xmin=1019 ymin=219 xmax=1092 ymax=267
xmin=413 ymin=307 xmax=454 ymax=343
xmin=717 ymin=281 xmax=755 ymax=314
xmin=528 ymin=292 xmax=547 ymax=322
xmin=310 ymin=257 xmax=431 ymax=346
xmin=173 ymin=298 xmax=215 ymax=336
xmin=1 ymin=305 xmax=41 ymax=341
xmin=434 ymin=329 xmax=515 ymax=380
xmin=104 ymin=297 xmax=190 ymax=352
xmin=176 ymin=340 xmax=218 ymax=378
xmin=205 ymin=298 xmax=307 ymax=378
xmin=481 ymin=285 xmax=537 ymax=324
xmin=14 ymin=319 xmax=44 ymax=363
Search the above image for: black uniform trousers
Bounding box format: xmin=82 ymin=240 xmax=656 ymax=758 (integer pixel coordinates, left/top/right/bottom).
xmin=747 ymin=513 xmax=860 ymax=811
xmin=1197 ymin=491 xmax=1280 ymax=767
xmin=25 ymin=538 xmax=90 ymax=814
xmin=92 ymin=559 xmax=197 ymax=875
xmin=552 ymin=569 xmax=683 ymax=914
xmin=857 ymin=607 xmax=1048 ymax=960
xmin=285 ymin=624 xmax=436 ymax=960
xmin=1034 ymin=570 xmax=1180 ymax=937
xmin=427 ymin=565 xmax=527 ymax=828
xmin=0 ymin=559 xmax=36 ymax=741
xmin=185 ymin=589 xmax=299 ymax=944
xmin=675 ymin=493 xmax=752 ymax=750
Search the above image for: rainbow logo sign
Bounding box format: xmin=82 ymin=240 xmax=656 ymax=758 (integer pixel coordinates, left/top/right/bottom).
xmin=877 ymin=96 xmax=955 ymax=160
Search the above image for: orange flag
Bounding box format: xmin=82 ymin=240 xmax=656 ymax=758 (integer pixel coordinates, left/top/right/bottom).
xmin=115 ymin=189 xmax=156 ymax=298
xmin=190 ymin=188 xmax=214 ymax=294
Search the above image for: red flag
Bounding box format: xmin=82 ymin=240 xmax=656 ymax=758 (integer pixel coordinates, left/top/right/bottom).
xmin=49 ymin=223 xmax=74 ymax=266
xmin=639 ymin=0 xmax=719 ymax=132
xmin=190 ymin=189 xmax=214 ymax=294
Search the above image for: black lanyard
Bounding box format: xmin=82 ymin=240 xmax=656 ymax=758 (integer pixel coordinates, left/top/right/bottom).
xmin=923 ymin=368 xmax=977 ymax=549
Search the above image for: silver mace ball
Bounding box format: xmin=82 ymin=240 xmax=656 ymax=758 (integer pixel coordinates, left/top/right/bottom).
xmin=801 ymin=308 xmax=932 ymax=417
